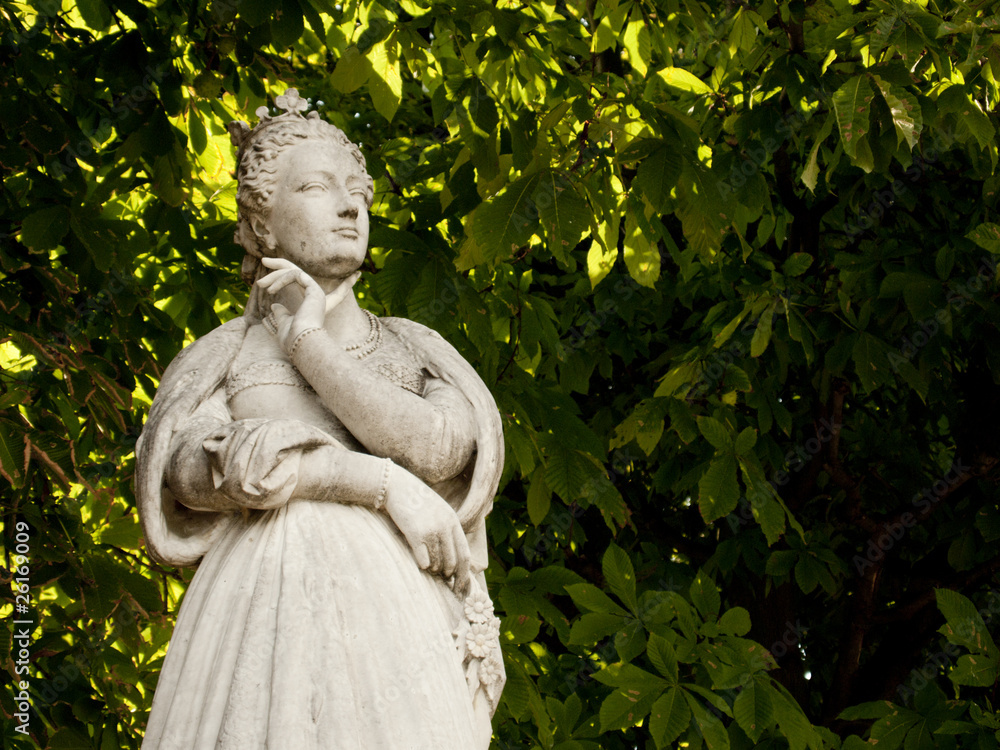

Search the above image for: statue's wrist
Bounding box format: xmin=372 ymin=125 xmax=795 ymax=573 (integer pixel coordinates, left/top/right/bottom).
xmin=288 ymin=326 xmax=324 ymax=359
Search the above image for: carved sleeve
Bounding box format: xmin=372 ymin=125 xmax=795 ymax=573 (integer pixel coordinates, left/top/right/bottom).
xmin=291 ymin=333 xmax=477 ymax=485
xmin=165 ymin=388 xmax=390 ymax=512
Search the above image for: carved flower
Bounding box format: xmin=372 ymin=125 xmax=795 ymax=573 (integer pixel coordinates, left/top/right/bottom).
xmin=275 ymin=88 xmax=308 ymax=114
xmin=466 ymin=622 xmax=498 ymax=659
xmin=254 ymin=105 xmax=270 ymax=120
xmin=464 ymin=589 xmax=494 ymax=624
xmin=479 ymin=652 xmax=503 ymax=686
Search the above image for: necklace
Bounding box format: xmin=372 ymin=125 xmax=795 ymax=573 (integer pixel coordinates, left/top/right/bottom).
xmin=346 ymin=309 xmax=383 ymax=359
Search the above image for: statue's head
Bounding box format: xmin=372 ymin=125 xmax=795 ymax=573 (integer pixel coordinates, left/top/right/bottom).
xmin=228 ymin=90 xmax=375 ymax=285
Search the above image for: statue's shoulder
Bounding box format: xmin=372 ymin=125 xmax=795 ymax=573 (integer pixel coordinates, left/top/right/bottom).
xmin=381 ymin=316 xmax=451 ymax=354
xmin=156 ymin=317 xmax=249 ymax=400
xmin=381 ymin=316 xmax=467 ymax=375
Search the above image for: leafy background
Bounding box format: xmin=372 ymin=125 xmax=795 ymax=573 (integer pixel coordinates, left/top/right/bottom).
xmin=3 ymin=0 xmax=1000 ymax=747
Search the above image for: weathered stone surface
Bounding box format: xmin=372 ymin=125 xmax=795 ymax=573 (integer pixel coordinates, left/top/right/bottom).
xmin=136 ymin=90 xmax=504 ymax=749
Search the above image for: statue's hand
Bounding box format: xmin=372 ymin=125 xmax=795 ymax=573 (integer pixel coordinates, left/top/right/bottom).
xmin=384 ymin=467 xmax=472 ymax=596
xmin=258 ymin=258 xmax=360 ymax=353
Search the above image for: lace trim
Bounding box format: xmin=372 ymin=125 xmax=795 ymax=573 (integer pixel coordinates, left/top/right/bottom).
xmin=374 ymin=361 xmax=425 ymax=395
xmin=226 ymin=360 xmax=313 ymax=400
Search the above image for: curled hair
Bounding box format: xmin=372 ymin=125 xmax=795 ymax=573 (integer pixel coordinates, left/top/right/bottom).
xmin=228 ymin=111 xmax=374 ymax=285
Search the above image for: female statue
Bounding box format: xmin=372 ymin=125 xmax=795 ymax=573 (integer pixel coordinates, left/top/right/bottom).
xmin=134 ymin=89 xmax=505 ymax=749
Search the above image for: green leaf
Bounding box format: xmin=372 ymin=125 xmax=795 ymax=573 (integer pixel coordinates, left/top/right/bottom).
xmin=655 ymin=362 xmax=698 ymax=398
xmin=801 ymin=113 xmax=835 ymax=192
xmin=535 ymin=171 xmax=589 ymax=264
xmin=458 ymin=172 xmax=543 ymax=269
xmin=718 ymin=607 xmax=751 ymax=636
xmin=729 ymin=8 xmax=756 ymax=55
xmin=689 ymin=569 xmax=721 ymax=619
xmin=565 ymin=583 xmax=631 ymax=617
xmin=271 ymin=0 xmax=304 ymax=48
xmin=769 ymin=681 xmax=820 ymax=750
xmin=623 ymin=210 xmax=660 ymax=288
xmin=331 ymin=46 xmax=371 ymax=93
xmin=96 ymin=516 xmax=143 ymax=549
xmin=852 ymin=332 xmax=893 ymax=393
xmin=838 ymin=700 xmax=893 ymax=721
xmin=650 ymin=688 xmax=691 ymax=748
xmin=697 ymin=417 xmax=731 ymax=450
xmin=656 ymin=67 xmax=713 ymax=95
xmin=967 ymin=223 xmax=1000 ymax=254
xmin=622 ymin=10 xmax=651 ymax=77
xmin=833 ymin=76 xmax=874 ymax=163
xmin=368 ymin=40 xmax=403 ymax=122
xmin=527 ymin=468 xmax=552 ymax=525
xmin=698 ymin=452 xmax=740 ymax=522
xmin=647 ymin=633 xmax=679 ymax=682
xmin=238 ymin=0 xmax=280 ymax=27
xmin=603 ymin=543 xmax=638 ymax=612
xmin=782 ymin=253 xmax=813 ymax=277
xmin=871 ymin=74 xmax=922 ymax=149
xmin=750 ymin=303 xmax=775 ymax=357
xmin=47 ymin=728 xmax=94 ymax=750
xmin=634 ymin=145 xmax=682 ymax=208
xmin=950 ymin=654 xmax=999 ymax=687
xmin=20 ymin=206 xmax=70 ymax=250
xmin=734 ymin=427 xmax=757 ymax=455
xmin=599 ymin=689 xmax=660 ymax=733
xmin=568 ymin=612 xmax=626 ymax=645
xmin=733 ymin=678 xmax=773 ymax=741
xmin=76 ymin=0 xmax=111 ymax=30
xmin=936 ymin=589 xmax=998 ymax=656
xmin=592 ymin=13 xmax=617 ymax=54
xmin=683 ymin=691 xmax=731 ymax=750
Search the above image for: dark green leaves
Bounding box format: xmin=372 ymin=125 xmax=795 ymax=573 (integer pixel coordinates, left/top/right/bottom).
xmin=457 ymin=172 xmax=542 ymax=269
xmin=633 ymin=144 xmax=682 ymax=208
xmin=833 ymin=76 xmax=875 ymax=172
xmin=20 ymin=205 xmax=70 ymax=250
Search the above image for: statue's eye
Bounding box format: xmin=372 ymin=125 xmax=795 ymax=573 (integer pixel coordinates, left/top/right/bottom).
xmin=301 ymin=182 xmax=326 ymax=192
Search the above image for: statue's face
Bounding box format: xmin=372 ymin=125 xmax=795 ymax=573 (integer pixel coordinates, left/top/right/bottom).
xmin=259 ymin=138 xmax=370 ymax=279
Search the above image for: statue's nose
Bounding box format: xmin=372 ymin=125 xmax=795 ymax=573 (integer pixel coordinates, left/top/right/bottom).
xmin=338 ymin=204 xmax=359 ymax=220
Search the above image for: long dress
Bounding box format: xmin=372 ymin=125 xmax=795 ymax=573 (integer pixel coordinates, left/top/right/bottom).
xmin=135 ymin=313 xmax=504 ymax=749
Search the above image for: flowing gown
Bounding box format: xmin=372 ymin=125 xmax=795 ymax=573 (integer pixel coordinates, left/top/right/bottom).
xmin=137 ymin=317 xmax=503 ymax=749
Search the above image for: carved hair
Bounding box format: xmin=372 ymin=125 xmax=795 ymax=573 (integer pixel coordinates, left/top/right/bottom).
xmin=228 ymin=111 xmax=374 ymax=285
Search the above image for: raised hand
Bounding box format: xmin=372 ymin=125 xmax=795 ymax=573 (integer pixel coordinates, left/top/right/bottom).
xmin=258 ymin=257 xmax=360 ymax=353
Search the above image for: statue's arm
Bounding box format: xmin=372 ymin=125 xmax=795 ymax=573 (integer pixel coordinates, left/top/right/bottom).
xmin=164 ymin=385 xmax=473 ymax=585
xmin=291 ymin=333 xmax=476 ymax=485
xmin=164 ymin=388 xmax=392 ymax=512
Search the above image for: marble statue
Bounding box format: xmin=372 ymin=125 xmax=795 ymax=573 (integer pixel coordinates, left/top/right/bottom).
xmin=134 ymin=88 xmax=505 ymax=749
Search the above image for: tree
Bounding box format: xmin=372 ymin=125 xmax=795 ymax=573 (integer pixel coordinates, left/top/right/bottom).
xmin=3 ymin=0 xmax=1000 ymax=747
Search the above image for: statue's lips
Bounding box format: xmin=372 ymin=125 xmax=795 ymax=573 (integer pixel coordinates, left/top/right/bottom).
xmin=331 ymin=227 xmax=359 ymax=239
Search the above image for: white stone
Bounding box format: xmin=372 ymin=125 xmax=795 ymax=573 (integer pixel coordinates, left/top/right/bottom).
xmin=135 ymin=94 xmax=504 ymax=749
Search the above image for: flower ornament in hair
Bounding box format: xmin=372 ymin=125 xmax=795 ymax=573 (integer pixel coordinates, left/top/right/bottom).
xmin=275 ymin=88 xmax=308 ymax=115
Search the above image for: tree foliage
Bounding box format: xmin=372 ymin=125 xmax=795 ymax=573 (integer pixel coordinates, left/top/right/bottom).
xmin=3 ymin=0 xmax=1000 ymax=747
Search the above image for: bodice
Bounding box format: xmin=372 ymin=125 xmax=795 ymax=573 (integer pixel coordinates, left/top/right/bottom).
xmin=225 ymin=316 xmax=427 ymax=449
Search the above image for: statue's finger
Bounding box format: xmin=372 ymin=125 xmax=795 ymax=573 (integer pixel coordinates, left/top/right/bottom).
xmin=260 ymin=272 xmax=300 ymax=294
xmin=413 ymin=542 xmax=431 ymax=570
xmin=440 ymin=532 xmax=458 ymax=579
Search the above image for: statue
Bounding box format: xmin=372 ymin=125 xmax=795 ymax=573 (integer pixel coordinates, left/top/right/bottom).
xmin=134 ymin=89 xmax=505 ymax=749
